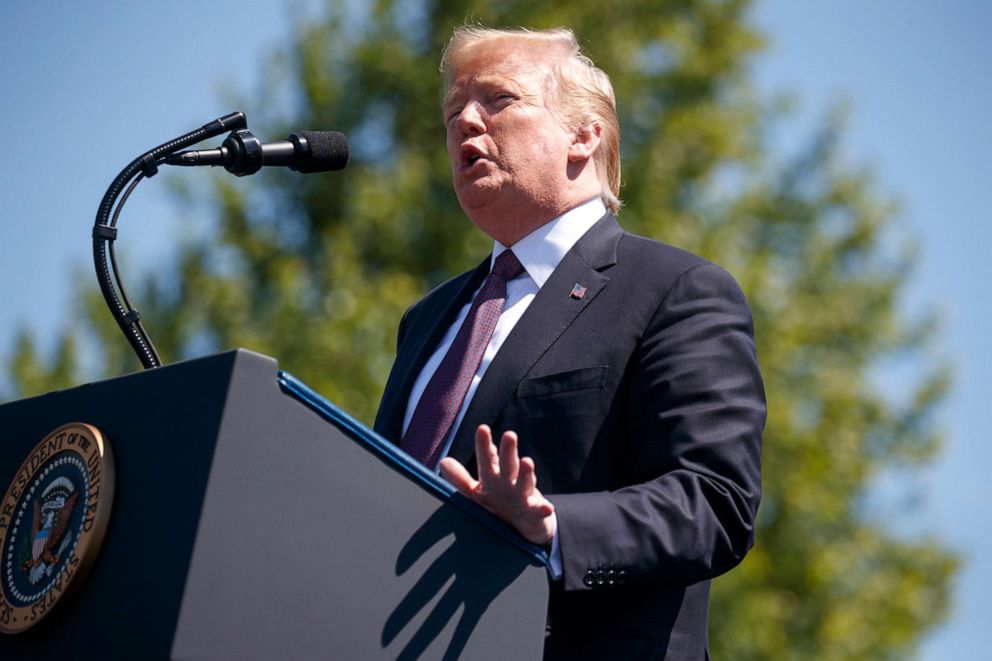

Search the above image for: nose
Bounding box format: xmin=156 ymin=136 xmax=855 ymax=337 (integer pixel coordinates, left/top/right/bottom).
xmin=455 ymin=101 xmax=486 ymax=136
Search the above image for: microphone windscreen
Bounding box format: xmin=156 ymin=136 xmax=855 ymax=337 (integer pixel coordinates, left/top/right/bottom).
xmin=297 ymin=131 xmax=349 ymax=173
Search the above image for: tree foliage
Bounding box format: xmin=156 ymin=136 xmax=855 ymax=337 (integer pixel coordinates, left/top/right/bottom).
xmin=4 ymin=0 xmax=957 ymax=656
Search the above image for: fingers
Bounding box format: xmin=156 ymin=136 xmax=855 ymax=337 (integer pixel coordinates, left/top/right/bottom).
xmin=498 ymin=430 xmax=520 ymax=483
xmin=518 ymin=456 xmax=537 ymax=493
xmin=474 ymin=424 xmax=500 ymax=481
xmin=469 ymin=424 xmax=542 ymax=506
xmin=474 ymin=425 xmax=527 ymax=492
xmin=519 ymin=457 xmax=554 ymax=517
xmin=438 ymin=457 xmax=479 ymax=498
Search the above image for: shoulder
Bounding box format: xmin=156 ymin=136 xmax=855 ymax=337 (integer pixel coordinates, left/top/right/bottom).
xmin=613 ymin=230 xmax=748 ymax=307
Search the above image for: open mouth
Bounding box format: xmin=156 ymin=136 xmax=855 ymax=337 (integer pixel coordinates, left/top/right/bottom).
xmin=460 ymin=145 xmax=486 ymax=169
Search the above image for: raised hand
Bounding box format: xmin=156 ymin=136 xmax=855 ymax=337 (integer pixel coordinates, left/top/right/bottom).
xmin=439 ymin=424 xmax=557 ymax=546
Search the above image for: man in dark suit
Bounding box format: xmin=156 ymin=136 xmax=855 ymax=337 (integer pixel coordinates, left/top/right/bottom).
xmin=374 ymin=25 xmax=764 ymax=660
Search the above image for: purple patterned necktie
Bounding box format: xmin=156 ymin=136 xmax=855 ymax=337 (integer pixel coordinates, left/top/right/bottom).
xmin=402 ymin=249 xmax=525 ymax=468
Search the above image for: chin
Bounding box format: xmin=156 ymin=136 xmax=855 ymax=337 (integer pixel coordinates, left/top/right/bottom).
xmin=455 ymin=183 xmax=501 ymax=213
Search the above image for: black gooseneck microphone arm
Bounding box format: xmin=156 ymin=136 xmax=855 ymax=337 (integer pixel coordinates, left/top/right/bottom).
xmin=92 ymin=111 xmax=247 ymax=369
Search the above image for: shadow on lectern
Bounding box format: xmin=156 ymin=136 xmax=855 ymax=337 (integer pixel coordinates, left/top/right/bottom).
xmin=384 ymin=504 xmax=531 ymax=660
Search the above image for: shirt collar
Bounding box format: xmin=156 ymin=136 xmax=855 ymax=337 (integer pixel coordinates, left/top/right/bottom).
xmin=492 ymin=197 xmax=607 ymax=289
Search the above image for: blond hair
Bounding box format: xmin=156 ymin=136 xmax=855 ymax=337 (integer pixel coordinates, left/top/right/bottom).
xmin=440 ymin=26 xmax=622 ymax=213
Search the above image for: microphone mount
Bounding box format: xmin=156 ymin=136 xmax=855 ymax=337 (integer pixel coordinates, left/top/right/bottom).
xmin=167 ymin=128 xmax=265 ymax=176
xmin=92 ymin=112 xmax=347 ymax=370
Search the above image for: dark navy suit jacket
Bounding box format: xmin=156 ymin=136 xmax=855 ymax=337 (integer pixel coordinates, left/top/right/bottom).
xmin=374 ymin=213 xmax=765 ymax=660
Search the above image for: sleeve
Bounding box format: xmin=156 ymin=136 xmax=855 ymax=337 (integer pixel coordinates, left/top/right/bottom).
xmin=548 ymin=262 xmax=765 ymax=592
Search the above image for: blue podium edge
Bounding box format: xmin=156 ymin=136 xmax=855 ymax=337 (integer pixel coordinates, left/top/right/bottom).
xmin=277 ymin=370 xmax=550 ymax=569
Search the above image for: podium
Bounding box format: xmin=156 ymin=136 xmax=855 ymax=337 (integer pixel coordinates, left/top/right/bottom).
xmin=0 ymin=349 xmax=549 ymax=659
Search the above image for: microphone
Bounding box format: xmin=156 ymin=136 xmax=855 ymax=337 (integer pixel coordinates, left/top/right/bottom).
xmin=165 ymin=129 xmax=349 ymax=176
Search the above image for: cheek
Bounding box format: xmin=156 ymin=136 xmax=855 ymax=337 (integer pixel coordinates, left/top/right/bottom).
xmin=535 ymin=137 xmax=562 ymax=158
xmin=523 ymin=120 xmax=569 ymax=156
xmin=523 ymin=134 xmax=568 ymax=169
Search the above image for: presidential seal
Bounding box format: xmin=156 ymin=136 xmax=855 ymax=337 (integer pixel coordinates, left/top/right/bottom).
xmin=0 ymin=423 xmax=114 ymax=634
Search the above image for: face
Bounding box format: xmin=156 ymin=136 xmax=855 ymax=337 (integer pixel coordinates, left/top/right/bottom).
xmin=443 ymin=43 xmax=578 ymax=243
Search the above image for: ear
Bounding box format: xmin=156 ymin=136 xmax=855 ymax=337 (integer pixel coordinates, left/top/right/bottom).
xmin=568 ymin=122 xmax=602 ymax=163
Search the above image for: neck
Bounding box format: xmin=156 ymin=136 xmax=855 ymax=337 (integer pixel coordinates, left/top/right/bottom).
xmin=469 ymin=188 xmax=603 ymax=246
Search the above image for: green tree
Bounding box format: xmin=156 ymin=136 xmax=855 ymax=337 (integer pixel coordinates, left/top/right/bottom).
xmin=4 ymin=0 xmax=957 ymax=656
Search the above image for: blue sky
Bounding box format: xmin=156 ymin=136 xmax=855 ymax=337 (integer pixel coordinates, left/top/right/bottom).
xmin=1 ymin=2 xmax=989 ymax=656
xmin=750 ymin=3 xmax=992 ymax=657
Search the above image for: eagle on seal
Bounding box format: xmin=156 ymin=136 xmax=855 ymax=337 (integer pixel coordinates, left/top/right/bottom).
xmin=22 ymin=476 xmax=79 ymax=576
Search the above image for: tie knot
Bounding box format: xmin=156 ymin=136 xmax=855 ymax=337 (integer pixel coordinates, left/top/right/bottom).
xmin=492 ymin=249 xmax=524 ymax=282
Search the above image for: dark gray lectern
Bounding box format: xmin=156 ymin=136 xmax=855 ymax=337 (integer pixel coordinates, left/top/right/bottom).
xmin=0 ymin=349 xmax=549 ymax=659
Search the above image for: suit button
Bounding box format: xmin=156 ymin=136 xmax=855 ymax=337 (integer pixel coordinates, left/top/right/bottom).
xmin=607 ymin=569 xmax=616 ymax=585
xmin=617 ymin=569 xmax=627 ymax=584
xmin=595 ymin=570 xmax=606 ymax=585
xmin=583 ymin=570 xmax=595 ymax=587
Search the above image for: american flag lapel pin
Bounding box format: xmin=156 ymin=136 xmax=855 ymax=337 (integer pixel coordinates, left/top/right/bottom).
xmin=569 ymin=283 xmax=587 ymax=300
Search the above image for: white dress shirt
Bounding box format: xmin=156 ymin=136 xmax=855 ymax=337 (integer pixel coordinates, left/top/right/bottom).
xmin=401 ymin=197 xmax=607 ymax=578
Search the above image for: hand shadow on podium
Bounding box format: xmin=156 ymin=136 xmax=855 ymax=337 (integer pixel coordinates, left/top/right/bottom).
xmin=382 ymin=500 xmax=533 ymax=660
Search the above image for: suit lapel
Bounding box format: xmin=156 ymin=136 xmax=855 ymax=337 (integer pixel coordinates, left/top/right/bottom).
xmin=374 ymin=257 xmax=490 ymax=443
xmin=448 ymin=213 xmax=623 ymax=464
